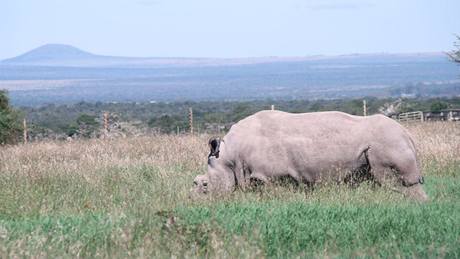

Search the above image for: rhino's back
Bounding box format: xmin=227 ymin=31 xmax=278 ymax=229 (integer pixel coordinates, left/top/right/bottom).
xmin=228 ymin=110 xmax=366 ymax=140
xmin=222 ymin=111 xmax=411 ymax=177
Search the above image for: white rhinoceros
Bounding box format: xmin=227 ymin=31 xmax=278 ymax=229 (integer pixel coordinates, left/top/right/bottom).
xmin=191 ymin=110 xmax=428 ymax=201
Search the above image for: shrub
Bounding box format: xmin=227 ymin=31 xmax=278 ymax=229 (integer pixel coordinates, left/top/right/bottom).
xmin=0 ymin=90 xmax=22 ymax=144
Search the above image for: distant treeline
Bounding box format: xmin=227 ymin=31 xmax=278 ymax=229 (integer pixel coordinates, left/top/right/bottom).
xmin=19 ymin=97 xmax=460 ymax=139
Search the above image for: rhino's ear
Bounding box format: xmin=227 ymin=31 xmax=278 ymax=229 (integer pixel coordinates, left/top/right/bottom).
xmin=208 ymin=137 xmax=221 ymax=158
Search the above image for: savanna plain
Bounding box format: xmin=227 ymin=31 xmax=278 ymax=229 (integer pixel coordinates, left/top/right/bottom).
xmin=0 ymin=122 xmax=459 ymax=258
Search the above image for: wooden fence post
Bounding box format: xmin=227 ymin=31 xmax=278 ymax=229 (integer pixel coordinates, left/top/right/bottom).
xmin=23 ymin=118 xmax=28 ymax=144
xmin=189 ymin=107 xmax=194 ymax=135
xmin=103 ymin=112 xmax=109 ymax=133
xmin=363 ymin=100 xmax=367 ymax=116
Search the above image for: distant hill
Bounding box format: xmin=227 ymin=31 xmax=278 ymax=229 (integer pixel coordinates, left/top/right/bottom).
xmin=1 ymin=44 xmax=209 ymax=67
xmin=1 ymin=44 xmax=447 ymax=68
xmin=3 ymin=44 xmax=95 ymax=62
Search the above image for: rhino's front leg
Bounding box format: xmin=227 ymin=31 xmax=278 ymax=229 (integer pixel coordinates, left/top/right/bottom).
xmin=207 ymin=163 xmax=237 ymax=193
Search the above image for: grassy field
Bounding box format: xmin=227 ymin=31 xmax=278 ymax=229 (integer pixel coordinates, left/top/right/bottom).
xmin=0 ymin=122 xmax=459 ymax=258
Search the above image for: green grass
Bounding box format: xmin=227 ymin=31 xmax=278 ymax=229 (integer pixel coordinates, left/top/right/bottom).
xmin=0 ymin=132 xmax=459 ymax=258
xmin=175 ymin=192 xmax=460 ymax=258
xmin=1 ymin=170 xmax=459 ymax=258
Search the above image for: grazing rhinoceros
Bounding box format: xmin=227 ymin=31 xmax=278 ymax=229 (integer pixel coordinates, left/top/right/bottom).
xmin=191 ymin=110 xmax=428 ymax=201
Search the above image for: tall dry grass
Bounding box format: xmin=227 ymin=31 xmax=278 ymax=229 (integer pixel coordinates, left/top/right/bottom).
xmin=1 ymin=122 xmax=457 ymax=183
xmin=1 ymin=135 xmax=207 ymax=177
xmin=405 ymin=122 xmax=460 ymax=175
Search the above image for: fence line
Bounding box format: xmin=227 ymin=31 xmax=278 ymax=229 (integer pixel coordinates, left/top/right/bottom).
xmin=397 ymin=111 xmax=424 ymax=123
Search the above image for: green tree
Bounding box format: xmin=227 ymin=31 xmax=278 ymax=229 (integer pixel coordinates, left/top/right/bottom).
xmin=67 ymin=114 xmax=99 ymax=138
xmin=0 ymin=90 xmax=22 ymax=144
xmin=430 ymin=100 xmax=449 ymax=112
xmin=66 ymin=123 xmax=80 ymax=137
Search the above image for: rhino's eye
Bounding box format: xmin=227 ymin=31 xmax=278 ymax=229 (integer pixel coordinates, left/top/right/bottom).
xmin=193 ymin=180 xmax=198 ymax=186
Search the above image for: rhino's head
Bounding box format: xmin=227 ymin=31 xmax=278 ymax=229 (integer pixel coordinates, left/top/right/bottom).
xmin=190 ymin=137 xmax=235 ymax=197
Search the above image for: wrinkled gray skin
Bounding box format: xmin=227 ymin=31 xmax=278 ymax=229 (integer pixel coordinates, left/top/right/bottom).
xmin=191 ymin=111 xmax=428 ymax=201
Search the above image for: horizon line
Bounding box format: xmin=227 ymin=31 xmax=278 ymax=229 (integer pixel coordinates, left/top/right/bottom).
xmin=1 ymin=43 xmax=448 ymax=61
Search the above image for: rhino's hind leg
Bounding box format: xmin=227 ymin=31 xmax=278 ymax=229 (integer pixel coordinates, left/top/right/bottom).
xmin=367 ymin=163 xmax=398 ymax=189
xmin=344 ymin=146 xmax=376 ymax=188
xmin=393 ymin=157 xmax=428 ymax=202
xmin=367 ymin=149 xmax=428 ymax=202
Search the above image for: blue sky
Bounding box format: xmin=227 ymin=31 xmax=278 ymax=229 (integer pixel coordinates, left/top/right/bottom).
xmin=1 ymin=0 xmax=459 ymax=59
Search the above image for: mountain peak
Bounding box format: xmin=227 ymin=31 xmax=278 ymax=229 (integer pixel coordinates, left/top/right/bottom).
xmin=2 ymin=44 xmax=95 ymax=64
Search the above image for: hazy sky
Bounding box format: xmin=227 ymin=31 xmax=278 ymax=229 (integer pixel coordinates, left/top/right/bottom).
xmin=1 ymin=0 xmax=459 ymax=59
